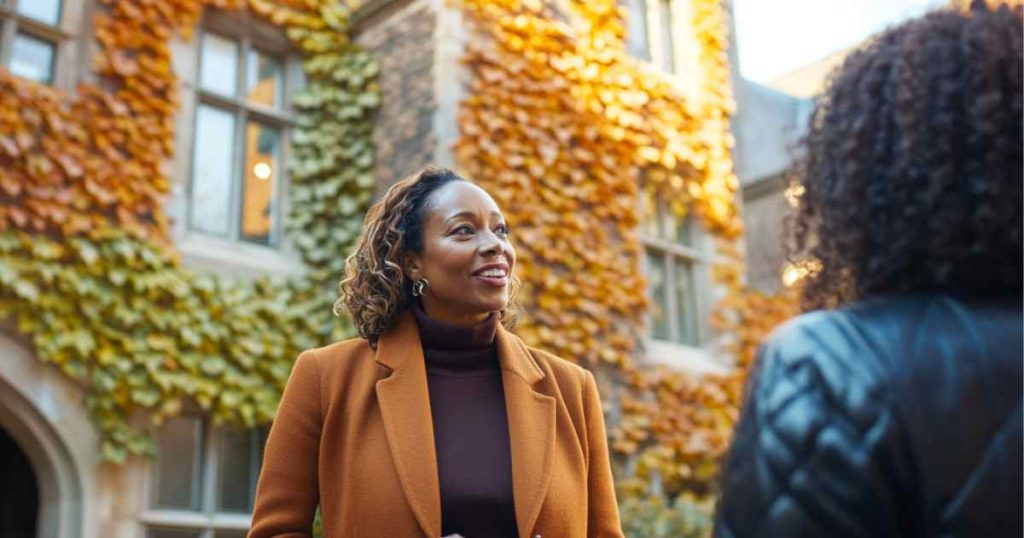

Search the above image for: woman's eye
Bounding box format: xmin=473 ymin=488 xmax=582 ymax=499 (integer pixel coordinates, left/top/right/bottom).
xmin=453 ymin=225 xmax=473 ymax=235
xmin=495 ymin=225 xmax=510 ymax=236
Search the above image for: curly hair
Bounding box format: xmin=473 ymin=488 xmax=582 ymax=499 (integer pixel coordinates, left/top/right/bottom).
xmin=335 ymin=166 xmax=519 ymax=346
xmin=787 ymin=0 xmax=1023 ymax=310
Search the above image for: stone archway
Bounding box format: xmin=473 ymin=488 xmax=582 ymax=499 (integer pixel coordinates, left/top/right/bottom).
xmin=0 ymin=336 xmax=88 ymax=538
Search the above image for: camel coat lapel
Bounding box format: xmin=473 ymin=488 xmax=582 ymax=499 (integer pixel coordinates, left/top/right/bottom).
xmin=496 ymin=324 xmax=557 ymax=538
xmin=374 ymin=313 xmax=556 ymax=538
xmin=374 ymin=315 xmax=441 ymax=537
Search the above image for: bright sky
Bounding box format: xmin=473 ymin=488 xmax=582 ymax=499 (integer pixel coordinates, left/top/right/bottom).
xmin=732 ymin=0 xmax=947 ymax=83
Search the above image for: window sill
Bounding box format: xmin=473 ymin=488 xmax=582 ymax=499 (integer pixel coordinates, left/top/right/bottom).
xmin=177 ymin=232 xmax=307 ymax=279
xmin=639 ymin=338 xmax=730 ymax=376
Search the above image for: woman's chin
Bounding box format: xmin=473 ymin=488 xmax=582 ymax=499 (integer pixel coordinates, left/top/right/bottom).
xmin=473 ymin=298 xmax=508 ymax=315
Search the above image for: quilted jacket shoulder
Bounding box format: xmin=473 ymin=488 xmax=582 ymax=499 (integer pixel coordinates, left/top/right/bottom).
xmin=715 ymin=295 xmax=1022 ymax=538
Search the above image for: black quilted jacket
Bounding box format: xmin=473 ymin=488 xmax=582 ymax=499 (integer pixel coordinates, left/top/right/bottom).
xmin=715 ymin=294 xmax=1022 ymax=538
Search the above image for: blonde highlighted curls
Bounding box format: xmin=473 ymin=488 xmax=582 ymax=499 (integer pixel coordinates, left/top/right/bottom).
xmin=334 ymin=166 xmax=520 ymax=347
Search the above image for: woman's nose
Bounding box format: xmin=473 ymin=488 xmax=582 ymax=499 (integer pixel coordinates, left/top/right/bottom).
xmin=479 ymin=231 xmax=503 ymax=257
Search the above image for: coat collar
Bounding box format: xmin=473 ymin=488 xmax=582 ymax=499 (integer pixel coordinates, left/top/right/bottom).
xmin=374 ymin=311 xmax=555 ymax=538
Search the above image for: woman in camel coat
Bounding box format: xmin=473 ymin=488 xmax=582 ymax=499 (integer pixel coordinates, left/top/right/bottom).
xmin=248 ymin=167 xmax=623 ymax=538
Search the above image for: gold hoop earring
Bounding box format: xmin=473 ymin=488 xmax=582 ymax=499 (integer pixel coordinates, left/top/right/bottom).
xmin=412 ymin=278 xmax=429 ymax=297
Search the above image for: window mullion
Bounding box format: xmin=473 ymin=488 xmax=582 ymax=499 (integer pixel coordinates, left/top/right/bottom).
xmin=232 ymin=37 xmax=249 ymax=244
xmin=283 ymin=54 xmax=295 ymax=114
xmin=10 ymin=15 xmax=68 ymax=40
xmin=686 ymin=259 xmax=698 ymax=344
xmin=678 ymin=257 xmax=692 ymax=345
xmin=230 ymin=108 xmax=246 ymax=243
xmin=249 ymin=429 xmax=262 ymax=510
xmin=185 ymin=102 xmax=201 ymax=233
xmin=240 ymin=34 xmax=250 ymax=103
xmin=273 ymin=122 xmax=288 ymax=246
xmin=0 ymin=18 xmax=15 ymax=67
xmin=641 ymin=236 xmax=701 ymax=262
xmin=245 ymin=105 xmax=292 ymax=127
xmin=665 ymin=255 xmax=680 ymax=343
xmin=203 ymin=418 xmax=219 ymax=522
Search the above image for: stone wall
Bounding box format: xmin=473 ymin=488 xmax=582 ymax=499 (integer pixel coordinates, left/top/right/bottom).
xmin=742 ymin=175 xmax=789 ymax=294
xmin=354 ymin=0 xmax=439 ymax=195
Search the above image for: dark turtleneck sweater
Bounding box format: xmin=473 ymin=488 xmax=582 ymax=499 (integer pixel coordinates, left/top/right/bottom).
xmin=412 ymin=305 xmax=519 ymax=538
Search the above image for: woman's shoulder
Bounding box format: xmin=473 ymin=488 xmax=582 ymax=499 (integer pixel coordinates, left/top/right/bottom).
xmin=301 ymin=336 xmax=372 ymax=360
xmin=296 ymin=336 xmax=382 ymax=381
xmin=520 ymin=342 xmax=595 ymax=391
xmin=764 ymin=294 xmax=1019 ymax=371
xmin=758 ymin=307 xmax=887 ymax=381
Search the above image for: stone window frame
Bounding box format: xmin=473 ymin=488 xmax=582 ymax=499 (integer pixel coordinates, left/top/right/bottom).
xmin=622 ymin=0 xmax=651 ymax=61
xmin=183 ymin=9 xmax=300 ymax=252
xmin=639 ymin=186 xmax=703 ymax=347
xmin=140 ymin=413 xmax=268 ymax=538
xmin=622 ymin=0 xmax=705 ymax=101
xmin=0 ymin=0 xmax=84 ymax=89
xmin=636 ymin=173 xmax=728 ymax=375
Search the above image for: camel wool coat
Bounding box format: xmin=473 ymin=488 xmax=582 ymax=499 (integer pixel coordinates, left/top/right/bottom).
xmin=248 ymin=311 xmax=624 ymax=538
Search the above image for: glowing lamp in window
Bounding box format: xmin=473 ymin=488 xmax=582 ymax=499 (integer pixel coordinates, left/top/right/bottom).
xmin=252 ymin=162 xmax=272 ymax=181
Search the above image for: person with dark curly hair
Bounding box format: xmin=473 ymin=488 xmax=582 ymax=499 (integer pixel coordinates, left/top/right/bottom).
xmin=248 ymin=166 xmax=624 ymax=538
xmin=716 ymin=2 xmax=1022 ymax=537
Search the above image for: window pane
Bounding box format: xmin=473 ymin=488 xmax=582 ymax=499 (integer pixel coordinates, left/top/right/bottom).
xmin=675 ymin=213 xmax=693 ymax=247
xmin=245 ymin=50 xmax=283 ymax=108
xmin=640 ymin=188 xmax=659 ymax=238
xmin=240 ymin=122 xmax=281 ymax=245
xmin=657 ymin=0 xmax=675 ymax=72
xmin=675 ymin=259 xmax=697 ymax=345
xmin=9 ymin=33 xmax=55 ymax=85
xmin=190 ymin=105 xmax=236 ymax=236
xmin=216 ymin=428 xmax=257 ymax=513
xmin=16 ymin=0 xmax=61 ymax=25
xmin=147 ymin=528 xmax=203 ymax=538
xmin=658 ymin=199 xmax=677 ymax=243
xmin=200 ymin=33 xmax=239 ymax=97
xmin=646 ymin=251 xmax=669 ymax=340
xmin=660 ymin=205 xmax=693 ymax=246
xmin=623 ymin=0 xmax=650 ymax=60
xmin=153 ymin=416 xmax=205 ymax=511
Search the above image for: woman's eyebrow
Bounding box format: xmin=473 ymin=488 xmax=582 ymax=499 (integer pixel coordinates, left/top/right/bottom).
xmin=442 ymin=210 xmax=503 ymax=225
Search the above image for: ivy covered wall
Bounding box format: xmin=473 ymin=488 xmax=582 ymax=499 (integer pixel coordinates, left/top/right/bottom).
xmin=0 ymin=0 xmax=379 ymax=462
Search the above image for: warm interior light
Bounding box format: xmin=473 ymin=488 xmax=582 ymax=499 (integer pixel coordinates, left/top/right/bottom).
xmin=253 ymin=162 xmax=272 ymax=180
xmin=782 ymin=260 xmax=822 ymax=287
xmin=782 ymin=264 xmax=802 ymax=287
xmin=784 ymin=182 xmax=805 ymax=208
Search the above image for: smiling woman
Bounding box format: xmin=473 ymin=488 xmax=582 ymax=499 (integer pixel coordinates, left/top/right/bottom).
xmin=336 ymin=167 xmax=520 ymax=343
xmin=248 ymin=166 xmax=625 ymax=538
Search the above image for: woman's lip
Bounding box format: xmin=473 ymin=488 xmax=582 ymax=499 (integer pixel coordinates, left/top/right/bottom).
xmin=472 ymin=263 xmax=510 ymax=276
xmin=473 ymin=274 xmax=509 ymax=287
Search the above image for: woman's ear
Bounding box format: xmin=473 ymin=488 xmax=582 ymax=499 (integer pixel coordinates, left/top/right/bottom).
xmin=403 ymin=252 xmax=422 ymax=282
